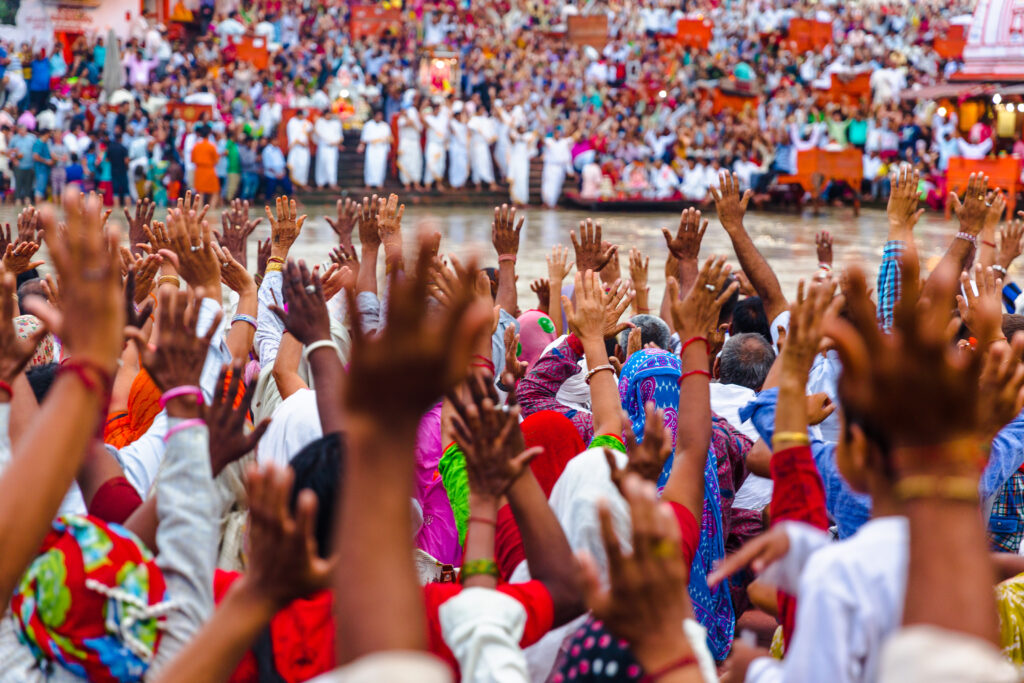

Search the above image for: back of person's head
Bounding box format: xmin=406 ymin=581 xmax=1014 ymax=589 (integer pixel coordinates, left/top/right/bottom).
xmin=288 ymin=433 xmax=343 ymax=559
xmin=718 ymin=332 xmax=775 ymax=390
xmin=1003 ymin=314 xmax=1024 ymax=341
xmin=17 ymin=277 xmax=44 ymax=309
xmin=617 ymin=314 xmax=671 ymax=351
xmin=26 ymin=362 xmax=59 ymax=403
xmin=730 ymin=296 xmax=771 ymax=345
xmin=718 ymin=274 xmax=740 ymax=326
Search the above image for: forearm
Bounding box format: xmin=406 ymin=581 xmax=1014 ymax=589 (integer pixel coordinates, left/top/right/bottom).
xmin=663 ymin=344 xmax=711 ymax=518
xmin=922 ymin=239 xmax=972 ymax=303
xmin=496 ymin=261 xmax=517 ymax=314
xmin=633 ymin=285 xmax=650 ymax=315
xmin=978 ymin=226 xmax=997 ymax=270
xmin=309 ymin=346 xmax=345 ymax=435
xmin=0 ymin=376 xmax=102 ymax=603
xmin=773 ymin=372 xmax=808 ymax=447
xmin=548 ymin=281 xmax=564 ymax=337
xmin=582 ymin=336 xmax=620 ymax=438
xmin=8 ymin=371 xmax=37 ymax=447
xmin=151 ymin=578 xmax=279 ymax=683
xmin=272 ymin=334 xmax=306 ymax=399
xmin=902 ymin=496 xmax=998 ymax=644
xmin=506 ymin=469 xmax=582 ymax=625
xmin=358 ymin=244 xmax=379 ymax=295
xmin=463 ymin=494 xmax=499 ymax=589
xmin=724 ymin=226 xmax=786 ymax=320
xmin=335 ymin=418 xmax=425 ymax=663
xmin=225 ymin=286 xmax=257 ymax=362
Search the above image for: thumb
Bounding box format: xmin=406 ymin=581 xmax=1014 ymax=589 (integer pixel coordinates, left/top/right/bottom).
xmin=948 ymin=192 xmax=962 ymax=214
xmin=741 ymin=189 xmax=754 ymax=209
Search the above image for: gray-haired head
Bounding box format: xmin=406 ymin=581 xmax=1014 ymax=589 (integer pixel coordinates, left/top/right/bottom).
xmin=718 ymin=332 xmax=775 ymax=391
xmin=617 ymin=314 xmax=672 ymax=351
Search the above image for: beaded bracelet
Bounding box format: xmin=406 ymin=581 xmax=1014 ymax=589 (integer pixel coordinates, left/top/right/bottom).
xmin=639 ymin=655 xmax=699 ymax=683
xmin=679 ymin=336 xmax=709 ymax=356
xmin=585 ymin=364 xmax=615 ymax=384
xmin=993 ymin=265 xmax=1008 ymax=277
xmin=232 ymin=313 xmax=257 ymax=330
xmin=0 ymin=380 xmax=12 ymax=398
xmin=159 ymin=385 xmax=204 ymax=409
xmin=460 ymin=559 xmax=499 ymax=583
xmin=955 ymin=232 xmax=977 ymax=246
xmin=163 ymin=418 xmax=206 ymax=443
xmin=677 ymin=369 xmax=710 ymax=385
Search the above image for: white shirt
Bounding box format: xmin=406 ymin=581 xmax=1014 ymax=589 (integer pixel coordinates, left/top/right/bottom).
xmin=747 ymin=517 xmax=909 ymax=683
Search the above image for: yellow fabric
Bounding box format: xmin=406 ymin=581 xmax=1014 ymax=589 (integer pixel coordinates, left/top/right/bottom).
xmin=996 ymin=572 xmax=1024 ymax=665
xmin=770 ymin=624 xmax=785 ymax=659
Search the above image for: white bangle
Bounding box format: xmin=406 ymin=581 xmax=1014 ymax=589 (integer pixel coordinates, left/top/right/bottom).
xmin=303 ymin=339 xmax=339 ymax=361
xmin=993 ymin=264 xmax=1008 ymax=277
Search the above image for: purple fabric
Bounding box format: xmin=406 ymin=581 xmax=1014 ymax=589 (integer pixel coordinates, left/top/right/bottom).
xmin=414 ymin=402 xmax=461 ymax=565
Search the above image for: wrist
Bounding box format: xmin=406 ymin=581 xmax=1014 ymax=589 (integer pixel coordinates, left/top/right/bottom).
xmin=632 ymin=632 xmax=694 ymax=675
xmin=469 ymin=493 xmax=500 ymax=514
xmin=269 ymin=245 xmax=291 ymax=261
xmin=166 ymin=395 xmax=201 ymax=418
xmin=233 ymin=575 xmax=288 ymax=615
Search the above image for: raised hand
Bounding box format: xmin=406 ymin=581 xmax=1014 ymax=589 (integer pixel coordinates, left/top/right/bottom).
xmin=265 ymin=195 xmax=307 ymax=260
xmin=344 ymin=232 xmax=493 ymax=425
xmin=815 ymin=230 xmax=833 ymax=267
xmin=448 ymin=373 xmax=540 ymax=498
xmin=628 ymin=248 xmax=649 ymax=297
xmin=661 ymin=207 xmax=708 ymax=261
xmin=124 ymin=198 xmax=156 ymax=256
xmin=143 ymin=220 xmax=175 ymax=255
xmin=999 ymin=214 xmax=1024 ymax=272
xmin=0 ymin=223 xmax=11 ymax=256
xmin=563 ymin=270 xmax=624 ymax=343
xmin=268 ymin=260 xmax=331 ymax=346
xmin=212 ymin=242 xmax=256 ymax=295
xmin=948 ymin=172 xmax=991 ymax=237
xmin=827 ymin=253 xmax=982 ymax=458
xmin=16 ymin=206 xmax=39 ymax=244
xmin=492 ymin=203 xmax=524 ymax=258
xmin=530 ymin=278 xmax=550 ymax=310
xmin=127 ymin=287 xmax=221 ymax=392
xmin=547 ymin=244 xmax=574 ymax=284
xmin=256 ymin=238 xmax=272 ymax=281
xmin=324 ymin=197 xmax=359 ymax=249
xmin=119 ymin=248 xmax=161 ymax=304
xmin=205 ymin=364 xmax=271 ymax=476
xmin=2 ymin=241 xmax=44 ymax=275
xmin=162 ymin=205 xmax=220 ymax=291
xmin=709 ymin=171 xmax=753 ymax=233
xmin=957 ymin=264 xmax=1004 ymax=345
xmin=886 ymin=166 xmax=924 ymax=238
xmin=666 ymin=256 xmax=738 ymax=341
xmin=503 ymin=325 xmax=527 ymax=384
xmin=571 ymin=218 xmax=616 ymax=273
xmin=984 ymin=190 xmax=1007 ymax=235
xmin=244 ymin=462 xmax=331 ymax=608
xmin=578 ymin=474 xmax=696 ymax=675
xmin=600 ymin=240 xmax=622 ymax=282
xmin=216 ymin=199 xmax=262 ymax=269
xmin=122 ymin=268 xmax=156 ymax=330
xmin=605 ymin=402 xmax=673 ymax=492
xmin=781 ymin=279 xmax=839 ymax=380
xmin=708 ymin=524 xmax=791 ymax=587
xmin=358 ymin=194 xmax=381 ymax=250
xmin=377 ymin=193 xmax=405 ymax=272
xmin=24 ymin=189 xmax=124 ymax=374
xmin=0 ymin=271 xmax=47 ymax=383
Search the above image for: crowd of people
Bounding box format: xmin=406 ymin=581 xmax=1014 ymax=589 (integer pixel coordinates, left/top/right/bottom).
xmin=0 ymin=0 xmax=1005 ymax=210
xmin=0 ymin=162 xmax=1023 ymax=681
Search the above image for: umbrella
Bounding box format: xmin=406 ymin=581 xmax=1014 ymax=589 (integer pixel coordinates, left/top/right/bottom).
xmin=102 ymin=28 xmax=122 ymax=100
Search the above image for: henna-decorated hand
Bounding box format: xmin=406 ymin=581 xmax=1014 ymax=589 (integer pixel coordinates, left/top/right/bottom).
xmin=324 ymin=197 xmax=358 ymax=249
xmin=571 ymin=218 xmax=616 ymax=273
xmin=265 ymin=195 xmax=306 ymax=260
xmin=492 ymin=203 xmax=524 ymax=257
xmin=124 ymin=198 xmax=156 ymax=256
xmin=205 ymin=364 xmax=271 ymax=476
xmin=216 ymin=198 xmax=262 ymax=269
xmin=269 ymin=260 xmax=332 ymax=346
xmin=661 ymin=207 xmax=708 ymax=261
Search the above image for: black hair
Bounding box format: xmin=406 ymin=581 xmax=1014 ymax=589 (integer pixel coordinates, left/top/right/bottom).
xmin=26 ymin=362 xmax=59 ymax=403
xmin=1003 ymin=314 xmax=1024 ymax=341
xmin=288 ymin=432 xmax=343 ymax=558
xmin=730 ymin=296 xmax=771 ymax=345
xmin=718 ymin=274 xmax=740 ymax=325
xmin=719 ymin=332 xmax=775 ymax=390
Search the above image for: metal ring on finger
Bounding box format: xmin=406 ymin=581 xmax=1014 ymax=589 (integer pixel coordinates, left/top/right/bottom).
xmin=305 ymin=284 xmax=316 ymax=294
xmin=704 ymin=283 xmax=716 ymax=291
xmin=190 ymin=245 xmax=201 ymax=252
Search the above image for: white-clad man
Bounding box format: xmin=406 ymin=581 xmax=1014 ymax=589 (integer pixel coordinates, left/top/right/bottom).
xmin=313 ymin=110 xmax=343 ymax=189
xmin=286 ymin=110 xmax=313 ymax=190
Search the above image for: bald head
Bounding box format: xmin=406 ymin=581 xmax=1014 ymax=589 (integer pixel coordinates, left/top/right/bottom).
xmin=719 ymin=332 xmax=776 ymax=391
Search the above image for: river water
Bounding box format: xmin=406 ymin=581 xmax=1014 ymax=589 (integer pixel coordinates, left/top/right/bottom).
xmin=3 ymin=202 xmax=978 ymax=303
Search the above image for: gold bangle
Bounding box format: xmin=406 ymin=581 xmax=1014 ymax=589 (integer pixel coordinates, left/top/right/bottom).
xmin=266 ymin=262 xmax=284 ymax=273
xmin=773 ymin=431 xmax=811 ymax=451
xmin=267 ymin=256 xmax=285 ymax=265
xmin=894 ymin=475 xmax=979 ymax=504
xmin=157 ymin=275 xmax=180 ymax=288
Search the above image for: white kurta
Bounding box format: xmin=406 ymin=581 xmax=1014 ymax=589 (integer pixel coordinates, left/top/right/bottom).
xmin=467 ymin=115 xmax=496 ymax=185
xmin=313 ymin=117 xmax=343 ymax=187
xmin=541 ymin=137 xmax=573 ymax=207
xmin=423 ymin=111 xmax=449 ymax=185
xmin=507 ymin=130 xmax=536 ymax=205
xmin=286 ymin=117 xmax=313 ymax=185
xmin=493 ymin=109 xmax=511 ymax=179
xmin=397 ymin=110 xmax=424 ymax=186
xmin=360 ymin=120 xmax=391 ymax=188
xmin=650 ymin=164 xmax=680 ymax=199
xmin=448 ymin=120 xmax=470 ymax=189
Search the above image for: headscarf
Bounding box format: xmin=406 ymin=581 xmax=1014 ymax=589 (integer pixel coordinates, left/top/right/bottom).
xmin=11 ymin=515 xmax=171 ymax=682
xmin=617 ymin=349 xmax=681 ymax=448
xmin=521 ymin=411 xmax=586 ymax=497
xmin=14 ymin=315 xmax=59 ymax=368
xmin=516 ymin=309 xmax=558 ymax=370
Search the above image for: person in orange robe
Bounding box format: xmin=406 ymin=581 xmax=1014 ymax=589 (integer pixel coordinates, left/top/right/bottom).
xmin=191 ymin=125 xmax=221 ymax=208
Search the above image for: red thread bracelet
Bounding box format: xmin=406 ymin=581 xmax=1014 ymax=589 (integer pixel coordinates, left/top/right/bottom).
xmin=472 ymin=354 xmax=495 ymax=374
xmin=59 ymin=359 xmax=114 ymax=399
xmin=982 ymin=240 xmax=997 ymax=248
xmin=679 ymin=336 xmax=709 ymax=356
xmin=0 ymin=380 xmax=12 ymax=398
xmin=678 ymin=369 xmax=711 ymax=385
xmin=639 ymin=654 xmax=699 ymax=682
xmin=468 ymin=516 xmax=497 ymax=526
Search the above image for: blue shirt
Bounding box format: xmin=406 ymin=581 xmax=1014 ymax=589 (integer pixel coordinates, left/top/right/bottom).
xmin=29 ymin=58 xmax=50 ymax=91
xmin=261 ymin=144 xmax=286 ymax=177
xmin=876 ymin=240 xmax=905 ymax=333
xmin=32 ymin=139 xmax=51 ymax=175
xmin=9 ymin=133 xmax=36 ymax=170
